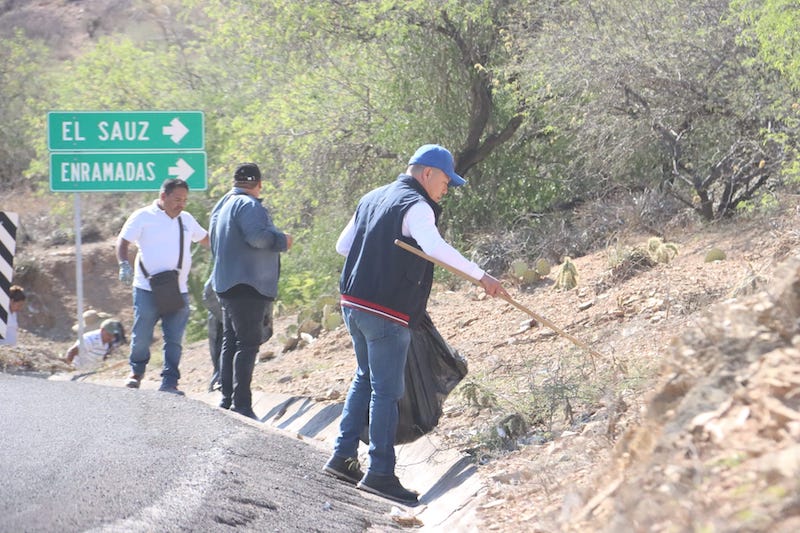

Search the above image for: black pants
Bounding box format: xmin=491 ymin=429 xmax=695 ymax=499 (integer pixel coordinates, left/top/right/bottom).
xmin=219 ymin=294 xmax=269 ymax=412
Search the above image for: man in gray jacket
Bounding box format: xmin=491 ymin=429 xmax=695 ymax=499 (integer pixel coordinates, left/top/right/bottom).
xmin=209 ymin=163 xmax=292 ymax=418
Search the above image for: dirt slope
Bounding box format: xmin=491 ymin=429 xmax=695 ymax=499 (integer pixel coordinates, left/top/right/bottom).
xmin=3 ymin=193 xmax=800 ymax=531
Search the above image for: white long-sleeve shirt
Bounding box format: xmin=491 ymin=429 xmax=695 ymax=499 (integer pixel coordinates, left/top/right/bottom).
xmin=336 ymin=201 xmax=485 ymax=281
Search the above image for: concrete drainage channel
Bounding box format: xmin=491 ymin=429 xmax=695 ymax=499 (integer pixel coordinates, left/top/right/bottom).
xmin=57 ymin=373 xmax=482 ymax=533
xmin=47 ymin=261 xmax=486 ymax=528
xmin=60 ymin=371 xmax=484 ymax=531
xmin=65 ymin=374 xmax=481 ymax=532
xmin=200 ymin=390 xmax=483 ymax=531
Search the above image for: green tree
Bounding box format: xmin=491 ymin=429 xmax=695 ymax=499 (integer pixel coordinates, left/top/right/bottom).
xmin=512 ymin=0 xmax=795 ymax=221
xmin=0 ymin=32 xmax=52 ymax=186
xmin=733 ymin=0 xmax=800 ymax=88
xmin=732 ymin=0 xmax=800 ymax=182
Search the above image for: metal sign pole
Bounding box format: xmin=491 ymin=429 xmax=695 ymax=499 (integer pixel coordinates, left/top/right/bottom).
xmin=74 ymin=192 xmax=85 ymax=357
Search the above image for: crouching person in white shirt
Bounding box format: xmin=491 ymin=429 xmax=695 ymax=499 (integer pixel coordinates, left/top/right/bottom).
xmin=64 ymin=319 xmax=127 ymax=371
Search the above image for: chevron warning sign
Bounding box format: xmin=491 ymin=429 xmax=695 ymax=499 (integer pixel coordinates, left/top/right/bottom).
xmin=1 ymin=211 xmax=19 ymax=341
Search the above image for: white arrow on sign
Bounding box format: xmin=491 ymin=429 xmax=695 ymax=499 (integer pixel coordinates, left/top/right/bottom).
xmin=168 ymin=158 xmax=195 ymax=180
xmin=162 ymin=117 xmax=189 ymax=144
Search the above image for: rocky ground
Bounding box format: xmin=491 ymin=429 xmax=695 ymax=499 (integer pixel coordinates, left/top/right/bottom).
xmin=3 ymin=190 xmax=800 ymax=531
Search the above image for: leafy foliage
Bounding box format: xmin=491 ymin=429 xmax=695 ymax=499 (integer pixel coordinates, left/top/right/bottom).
xmin=733 ymin=0 xmax=800 ymax=88
xmin=0 ymin=31 xmax=52 ymax=186
xmin=732 ymin=0 xmax=800 ymax=183
xmin=511 ymin=0 xmax=796 ymax=220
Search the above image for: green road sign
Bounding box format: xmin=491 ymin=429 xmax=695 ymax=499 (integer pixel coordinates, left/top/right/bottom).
xmin=50 ymin=152 xmax=207 ymax=192
xmin=48 ymin=111 xmax=204 ymax=151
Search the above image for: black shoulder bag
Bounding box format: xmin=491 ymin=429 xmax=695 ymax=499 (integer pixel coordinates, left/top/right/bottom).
xmin=140 ymin=216 xmax=186 ymax=315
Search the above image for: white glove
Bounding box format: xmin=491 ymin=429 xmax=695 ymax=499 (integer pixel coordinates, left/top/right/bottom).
xmin=118 ymin=260 xmax=133 ymax=285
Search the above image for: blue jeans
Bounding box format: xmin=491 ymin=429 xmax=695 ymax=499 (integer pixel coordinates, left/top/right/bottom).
xmin=334 ymin=307 xmax=411 ymax=476
xmin=128 ymin=288 xmax=190 ymax=387
xmin=218 ymin=295 xmax=269 ymax=412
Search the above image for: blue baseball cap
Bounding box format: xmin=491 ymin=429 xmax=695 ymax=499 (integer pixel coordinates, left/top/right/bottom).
xmin=408 ymin=144 xmax=466 ymax=187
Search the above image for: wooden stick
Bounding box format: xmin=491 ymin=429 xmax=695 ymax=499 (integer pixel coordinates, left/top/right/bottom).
xmin=394 ymin=239 xmax=608 ymax=365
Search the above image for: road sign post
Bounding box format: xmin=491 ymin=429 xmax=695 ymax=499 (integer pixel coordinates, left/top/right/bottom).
xmin=47 ymin=110 xmax=207 ymax=356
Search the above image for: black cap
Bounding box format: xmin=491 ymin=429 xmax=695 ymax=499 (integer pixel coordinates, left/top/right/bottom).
xmin=234 ymin=163 xmax=262 ymax=182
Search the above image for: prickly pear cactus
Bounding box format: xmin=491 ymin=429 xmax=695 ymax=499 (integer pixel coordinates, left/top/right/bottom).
xmin=511 ymin=260 xmax=529 ymax=279
xmin=534 ymin=258 xmax=551 ymax=276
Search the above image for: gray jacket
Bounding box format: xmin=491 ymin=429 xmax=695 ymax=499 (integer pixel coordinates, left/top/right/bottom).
xmin=209 ymin=188 xmax=289 ymax=298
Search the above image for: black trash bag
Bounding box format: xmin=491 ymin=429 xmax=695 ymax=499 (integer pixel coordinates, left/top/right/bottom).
xmin=360 ymin=313 xmax=468 ymax=445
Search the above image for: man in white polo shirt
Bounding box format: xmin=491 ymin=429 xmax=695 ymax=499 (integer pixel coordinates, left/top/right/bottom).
xmin=116 ymin=178 xmax=209 ymax=395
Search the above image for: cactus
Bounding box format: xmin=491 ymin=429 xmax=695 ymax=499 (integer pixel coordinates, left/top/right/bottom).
xmin=647 ymin=237 xmax=679 ymax=264
xmin=521 ymin=269 xmax=541 ymax=284
xmin=647 ymin=237 xmax=663 ymax=255
xmin=510 ymin=259 xmax=542 ymax=285
xmin=554 ymin=257 xmax=578 ymax=291
xmin=534 ymin=258 xmax=551 ymax=276
xmin=705 ymin=248 xmax=726 ymax=262
xmin=322 ymin=303 xmax=342 ymax=330
xmin=511 ymin=260 xmax=529 ymax=279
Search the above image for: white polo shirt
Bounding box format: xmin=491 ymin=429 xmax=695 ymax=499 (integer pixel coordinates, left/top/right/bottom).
xmin=119 ymin=201 xmax=208 ymax=292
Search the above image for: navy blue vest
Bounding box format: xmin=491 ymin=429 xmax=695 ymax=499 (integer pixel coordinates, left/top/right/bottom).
xmin=339 ymin=174 xmax=442 ymax=327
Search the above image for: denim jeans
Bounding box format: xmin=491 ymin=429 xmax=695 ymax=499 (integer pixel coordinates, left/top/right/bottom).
xmin=334 ymin=307 xmax=411 ymax=476
xmin=218 ymin=295 xmax=270 ymax=412
xmin=129 ymin=288 xmax=190 ymax=387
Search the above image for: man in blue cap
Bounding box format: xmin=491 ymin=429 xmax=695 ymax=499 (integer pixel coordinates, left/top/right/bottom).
xmin=323 ymin=144 xmax=507 ymax=504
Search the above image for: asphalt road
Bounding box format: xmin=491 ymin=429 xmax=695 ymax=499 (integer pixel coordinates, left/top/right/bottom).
xmin=0 ymin=374 xmax=397 ymax=532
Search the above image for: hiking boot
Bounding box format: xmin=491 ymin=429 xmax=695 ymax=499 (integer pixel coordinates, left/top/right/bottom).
xmin=158 ymin=384 xmax=185 ymax=396
xmin=323 ymin=455 xmax=364 ymax=485
xmin=219 ymin=398 xmax=232 ymax=409
xmin=125 ymin=374 xmax=143 ymax=389
xmin=356 ymin=472 xmax=419 ymax=505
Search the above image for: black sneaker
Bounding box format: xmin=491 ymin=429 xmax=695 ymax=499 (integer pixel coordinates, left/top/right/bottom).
xmin=231 ymin=407 xmax=258 ymax=420
xmin=356 ymin=472 xmax=419 ymax=505
xmin=125 ymin=374 xmax=142 ymax=389
xmin=158 ymin=384 xmax=185 ymax=396
xmin=323 ymin=455 xmax=364 ymax=485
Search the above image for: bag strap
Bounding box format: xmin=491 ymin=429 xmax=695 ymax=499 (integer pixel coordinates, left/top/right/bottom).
xmin=140 ymin=216 xmax=184 ymax=278
xmin=177 ymin=216 xmax=184 ymax=269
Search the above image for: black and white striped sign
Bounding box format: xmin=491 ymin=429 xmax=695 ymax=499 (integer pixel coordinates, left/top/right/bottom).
xmin=0 ymin=212 xmax=19 ymax=341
